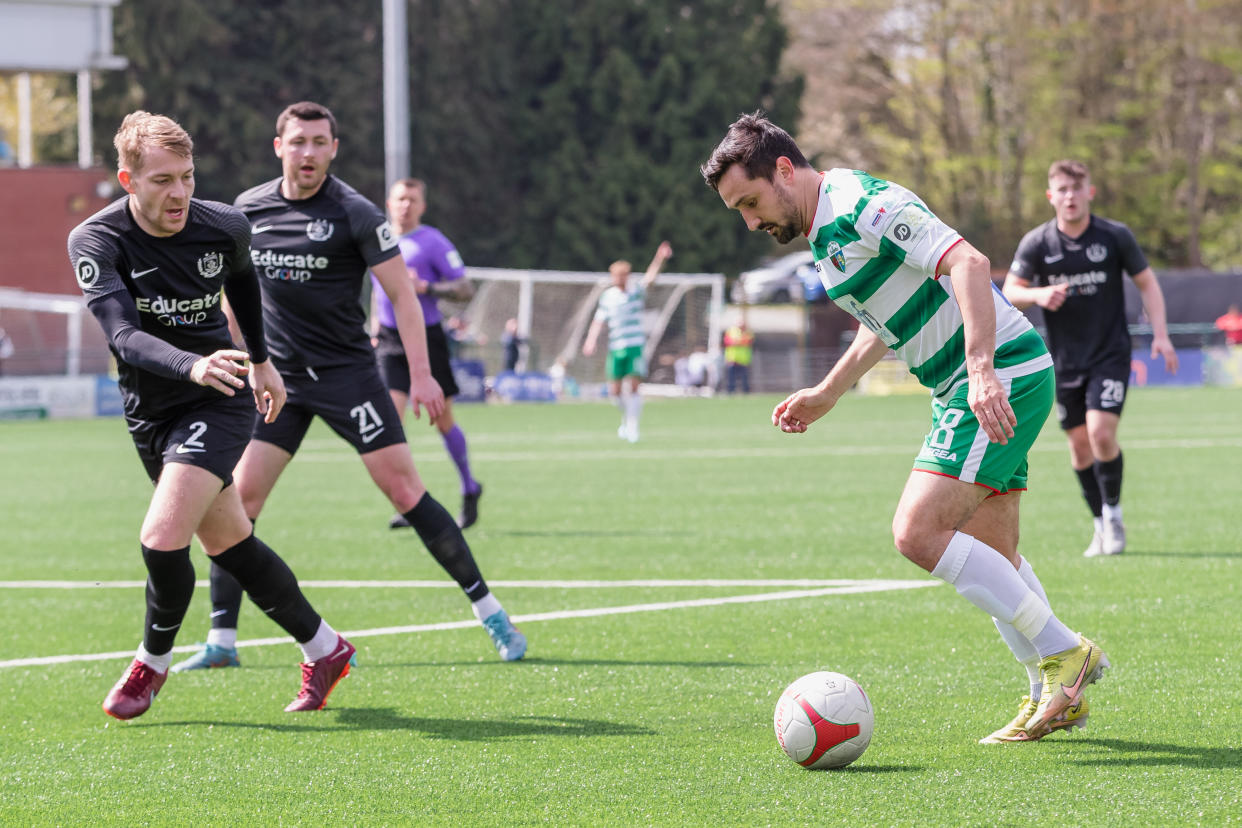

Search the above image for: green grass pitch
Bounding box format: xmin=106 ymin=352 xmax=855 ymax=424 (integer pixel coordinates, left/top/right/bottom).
xmin=1 ymin=386 xmax=1239 ymax=825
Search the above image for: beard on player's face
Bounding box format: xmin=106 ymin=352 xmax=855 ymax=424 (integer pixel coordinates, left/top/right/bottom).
xmin=760 ymin=220 xmax=800 ymax=244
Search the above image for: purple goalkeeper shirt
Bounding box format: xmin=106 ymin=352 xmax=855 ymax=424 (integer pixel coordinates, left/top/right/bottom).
xmin=371 ymin=224 xmax=465 ymax=328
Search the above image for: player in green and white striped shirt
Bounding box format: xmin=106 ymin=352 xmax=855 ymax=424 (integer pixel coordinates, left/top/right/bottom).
xmin=702 ymin=113 xmax=1108 ymax=744
xmin=582 ymin=241 xmax=673 ymax=442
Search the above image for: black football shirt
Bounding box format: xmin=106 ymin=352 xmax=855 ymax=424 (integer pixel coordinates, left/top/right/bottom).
xmin=234 ymin=175 xmax=400 ymax=370
xmin=1008 ymin=215 xmax=1148 ymax=372
xmin=67 ymin=197 xmax=255 ymax=419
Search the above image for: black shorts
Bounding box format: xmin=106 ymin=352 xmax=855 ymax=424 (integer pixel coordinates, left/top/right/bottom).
xmin=375 ymin=323 xmax=459 ymax=398
xmin=1055 ymin=360 xmax=1130 ymax=430
xmin=127 ymin=393 xmax=256 ymax=486
xmin=253 ymin=362 xmax=408 ymax=455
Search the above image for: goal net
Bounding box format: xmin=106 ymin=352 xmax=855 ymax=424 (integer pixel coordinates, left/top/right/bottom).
xmin=0 ymin=287 xmax=110 ymax=377
xmin=444 ymin=267 xmax=726 ymax=389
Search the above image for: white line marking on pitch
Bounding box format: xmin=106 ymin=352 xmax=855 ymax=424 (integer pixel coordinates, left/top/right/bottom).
xmin=0 ymin=578 xmax=913 ymax=590
xmin=0 ymin=579 xmax=937 ymax=669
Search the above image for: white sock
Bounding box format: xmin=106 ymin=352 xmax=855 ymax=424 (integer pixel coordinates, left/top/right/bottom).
xmin=206 ymin=627 xmax=237 ymax=649
xmin=1092 ymin=516 xmax=1105 ymax=536
xmin=625 ymin=392 xmax=643 ymax=428
xmin=136 ymin=643 xmax=172 ymax=674
xmin=472 ymin=593 xmax=502 ymax=622
xmin=299 ymin=620 xmax=339 ymax=663
xmin=1102 ymin=502 xmax=1123 ymax=522
xmin=615 ymin=393 xmax=628 ymax=427
xmin=931 ymin=532 xmax=1078 ymax=657
xmin=991 ymin=556 xmax=1050 ymax=697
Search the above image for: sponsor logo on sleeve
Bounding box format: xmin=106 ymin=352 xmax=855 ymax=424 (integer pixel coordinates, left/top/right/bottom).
xmin=884 ymin=203 xmax=933 ymax=246
xmin=447 ymin=249 xmax=464 ymax=269
xmin=75 ymin=256 xmax=101 ymax=290
xmin=376 ymin=221 xmax=398 ymax=251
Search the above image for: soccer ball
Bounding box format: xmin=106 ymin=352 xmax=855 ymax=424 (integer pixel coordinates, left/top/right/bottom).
xmin=773 ymin=671 xmax=873 ymax=769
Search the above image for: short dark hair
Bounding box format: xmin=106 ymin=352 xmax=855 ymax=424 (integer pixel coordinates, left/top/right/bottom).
xmin=389 ymin=177 xmax=426 ymax=196
xmin=1048 ymin=159 xmax=1089 ymax=183
xmin=276 ymin=101 xmax=337 ymax=139
xmin=700 ymin=111 xmax=811 ymax=192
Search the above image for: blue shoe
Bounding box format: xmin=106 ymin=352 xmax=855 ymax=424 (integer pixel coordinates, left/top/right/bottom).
xmin=481 ymin=610 xmax=527 ymax=661
xmin=171 ymin=642 xmax=241 ymax=672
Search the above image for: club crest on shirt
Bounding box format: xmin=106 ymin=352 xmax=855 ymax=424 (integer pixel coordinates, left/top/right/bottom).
xmin=306 ymin=219 xmax=335 ymax=242
xmin=826 ymin=241 xmax=847 ymax=273
xmin=1085 ymin=243 xmax=1108 ymax=263
xmin=197 ymin=251 xmax=224 ymax=279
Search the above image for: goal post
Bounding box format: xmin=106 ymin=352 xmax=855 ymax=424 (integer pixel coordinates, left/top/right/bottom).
xmin=451 ymin=267 xmax=726 ymax=387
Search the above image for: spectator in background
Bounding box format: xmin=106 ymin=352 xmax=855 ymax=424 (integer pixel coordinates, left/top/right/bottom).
xmin=501 ymin=317 xmax=524 ymax=372
xmin=1003 ymin=159 xmax=1177 ymax=558
xmin=0 ymin=127 xmax=14 ymax=166
xmin=1215 ymin=303 xmax=1242 ymax=345
xmin=0 ymin=325 xmax=13 ymax=374
xmin=723 ymin=308 xmax=755 ymax=393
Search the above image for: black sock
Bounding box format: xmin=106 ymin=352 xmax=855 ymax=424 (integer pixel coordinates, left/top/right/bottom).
xmin=208 ymin=562 xmax=244 ymax=629
xmin=1095 ymin=451 xmax=1124 ymax=507
xmin=403 ymin=493 xmax=490 ymax=601
xmin=1074 ymin=464 xmax=1104 ymax=518
xmin=210 ymin=534 xmax=320 ymax=643
xmin=208 ymin=516 xmax=252 ymax=630
xmin=141 ymin=545 xmax=196 ymax=657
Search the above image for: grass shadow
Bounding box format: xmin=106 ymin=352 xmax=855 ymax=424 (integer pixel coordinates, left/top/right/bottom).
xmin=1064 ymin=737 xmax=1240 ymax=769
xmin=134 ymin=709 xmax=655 ymax=740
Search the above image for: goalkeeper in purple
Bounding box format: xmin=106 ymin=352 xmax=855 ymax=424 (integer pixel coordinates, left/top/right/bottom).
xmin=702 ymin=113 xmax=1108 ymax=744
xmin=68 ymin=111 xmax=355 ymax=719
xmin=174 ymin=102 xmax=525 ymax=672
xmin=371 ymin=178 xmax=482 ymax=531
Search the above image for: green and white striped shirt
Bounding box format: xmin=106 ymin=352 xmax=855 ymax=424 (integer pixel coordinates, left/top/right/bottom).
xmin=594 ymin=283 xmax=647 ymax=352
xmin=807 ymin=169 xmax=1051 ymax=400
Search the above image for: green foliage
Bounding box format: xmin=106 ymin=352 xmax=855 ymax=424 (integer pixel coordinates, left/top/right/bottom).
xmin=800 ymin=0 xmax=1242 ymax=269
xmin=404 ymin=0 xmax=802 ymax=274
xmin=91 ymin=0 xmax=800 ymax=275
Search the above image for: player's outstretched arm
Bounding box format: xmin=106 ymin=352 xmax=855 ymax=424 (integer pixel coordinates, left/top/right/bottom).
xmin=641 ymin=240 xmax=673 ymax=289
xmin=372 ymin=255 xmax=445 ymax=423
xmin=773 ymin=326 xmax=888 ymax=433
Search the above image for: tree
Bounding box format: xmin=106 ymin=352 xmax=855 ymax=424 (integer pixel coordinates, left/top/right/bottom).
xmin=90 ymin=0 xmax=801 ymax=275
xmin=405 ymin=0 xmax=802 ymax=274
xmin=783 ymin=0 xmax=1242 ymax=269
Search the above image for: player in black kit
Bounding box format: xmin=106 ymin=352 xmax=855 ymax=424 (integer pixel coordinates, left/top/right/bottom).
xmin=68 ymin=111 xmax=355 ymax=719
xmin=174 ymin=102 xmax=525 ymax=672
xmin=1004 ymin=159 xmax=1177 ymax=557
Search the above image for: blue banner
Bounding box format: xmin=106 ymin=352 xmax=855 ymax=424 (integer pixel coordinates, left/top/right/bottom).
xmin=494 ymin=371 xmax=557 ymax=402
xmin=450 ymin=359 xmax=486 ymax=403
xmin=1129 ymin=349 xmax=1202 ymax=387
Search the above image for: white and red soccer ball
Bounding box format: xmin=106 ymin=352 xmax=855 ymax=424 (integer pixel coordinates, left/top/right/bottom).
xmin=773 ymin=671 xmax=873 ymax=769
